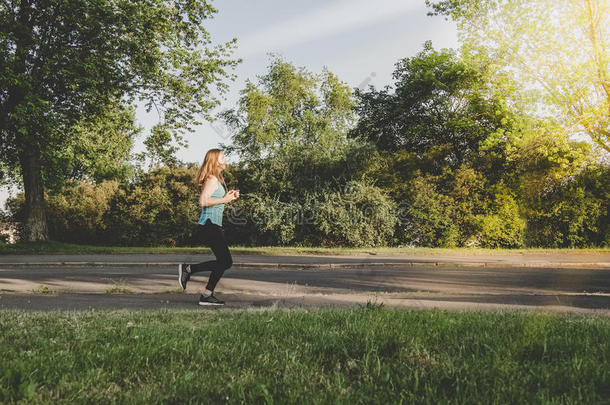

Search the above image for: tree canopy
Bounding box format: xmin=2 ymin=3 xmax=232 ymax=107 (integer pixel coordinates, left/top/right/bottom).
xmin=0 ymin=0 xmax=241 ymax=240
xmin=349 ymin=41 xmax=514 ymax=176
xmin=218 ymin=53 xmax=357 ymax=162
xmin=426 ymin=0 xmax=610 ymax=152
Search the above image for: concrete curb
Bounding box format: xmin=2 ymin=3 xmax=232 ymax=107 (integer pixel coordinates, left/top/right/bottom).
xmin=1 ymin=261 xmax=609 ymax=269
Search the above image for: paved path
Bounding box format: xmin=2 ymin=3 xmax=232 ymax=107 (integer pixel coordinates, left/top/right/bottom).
xmin=1 ymin=253 xmax=608 ymax=314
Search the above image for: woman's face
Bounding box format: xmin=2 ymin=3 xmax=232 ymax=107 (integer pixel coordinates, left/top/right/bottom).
xmin=217 ymin=152 xmax=226 ymax=170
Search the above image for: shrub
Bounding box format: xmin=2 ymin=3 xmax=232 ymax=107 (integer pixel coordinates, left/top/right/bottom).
xmin=224 ymin=194 xmax=299 ymax=246
xmin=104 ymin=166 xmax=199 ymax=246
xmin=522 ymin=165 xmax=609 ymax=248
xmin=477 ymin=192 xmax=525 ymax=248
xmin=399 ymin=176 xmax=459 ymax=247
xmin=313 ymin=180 xmax=397 ymax=247
xmin=223 ymin=180 xmax=396 ymax=248
xmin=447 ymin=165 xmax=488 ymax=246
xmin=44 ymin=180 xmax=119 ymax=244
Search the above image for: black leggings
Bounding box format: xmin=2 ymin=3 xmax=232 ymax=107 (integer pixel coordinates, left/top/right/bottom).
xmin=190 ymin=219 xmax=233 ymax=292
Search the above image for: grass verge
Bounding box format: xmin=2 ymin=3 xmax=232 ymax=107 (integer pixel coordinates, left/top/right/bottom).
xmin=0 ymin=308 xmax=608 ymax=403
xmin=1 ymin=240 xmax=608 ymax=255
xmin=30 ymin=285 xmax=55 ymax=295
xmin=104 ymin=278 xmax=135 ymax=294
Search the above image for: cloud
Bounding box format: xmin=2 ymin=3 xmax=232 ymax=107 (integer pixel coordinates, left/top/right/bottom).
xmin=236 ymin=0 xmax=422 ymax=58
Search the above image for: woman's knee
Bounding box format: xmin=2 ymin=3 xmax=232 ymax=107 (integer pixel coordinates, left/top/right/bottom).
xmin=218 ymin=252 xmax=233 ymax=270
xmin=221 ymin=254 xmax=233 ymax=269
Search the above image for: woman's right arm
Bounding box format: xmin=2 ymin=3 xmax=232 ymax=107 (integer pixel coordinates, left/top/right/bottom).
xmin=199 ymin=176 xmax=234 ymax=207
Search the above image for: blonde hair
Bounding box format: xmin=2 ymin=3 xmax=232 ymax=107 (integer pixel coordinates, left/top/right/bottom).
xmin=194 ymin=148 xmax=227 ymax=189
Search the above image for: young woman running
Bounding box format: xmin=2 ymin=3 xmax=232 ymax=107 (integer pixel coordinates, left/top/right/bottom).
xmin=178 ymin=148 xmax=240 ymax=306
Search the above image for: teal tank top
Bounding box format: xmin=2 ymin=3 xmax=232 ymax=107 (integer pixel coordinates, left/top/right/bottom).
xmin=198 ymin=180 xmax=227 ymax=227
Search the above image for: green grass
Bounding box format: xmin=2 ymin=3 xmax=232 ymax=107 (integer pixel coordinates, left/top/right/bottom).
xmin=1 ymin=240 xmax=608 ymax=255
xmin=103 ymin=278 xmax=134 ymax=294
xmin=1 ymin=308 xmax=608 ymax=404
xmin=30 ymin=285 xmax=55 ymax=295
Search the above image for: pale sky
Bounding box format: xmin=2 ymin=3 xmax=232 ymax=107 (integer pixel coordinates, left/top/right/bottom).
xmin=0 ymin=0 xmax=459 ymax=210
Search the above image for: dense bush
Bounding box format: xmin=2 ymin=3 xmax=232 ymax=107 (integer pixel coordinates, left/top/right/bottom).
xmin=477 ymin=191 xmax=525 ymax=248
xmin=4 ymin=159 xmax=608 ymax=248
xmin=223 ymin=180 xmax=397 ymax=248
xmin=397 ymin=170 xmax=527 ymax=248
xmin=399 ymin=176 xmax=459 ymax=247
xmin=522 ymin=165 xmax=609 ymax=248
xmin=5 ymin=166 xmax=202 ymax=247
xmin=46 ymin=180 xmax=119 ymax=245
xmin=313 ymin=181 xmax=397 ymax=247
xmin=103 ymin=166 xmax=200 ymax=246
xmin=224 ymin=194 xmax=300 ymax=247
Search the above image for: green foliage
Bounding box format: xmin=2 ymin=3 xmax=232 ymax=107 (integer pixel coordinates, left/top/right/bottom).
xmin=139 ymin=123 xmax=181 ymax=169
xmin=5 ymin=165 xmax=202 ymax=246
xmin=420 ymin=0 xmax=610 ymax=246
xmin=3 ymin=27 xmax=607 ymax=249
xmin=104 ymin=166 xmax=200 ymax=246
xmin=48 ymin=102 xmax=142 ymax=188
xmin=350 ymin=40 xmax=513 ymax=177
xmin=228 ymin=194 xmax=300 ymax=246
xmin=477 ymin=191 xmax=525 ymax=248
xmin=219 ymin=53 xmax=357 ymax=161
xmin=45 ymin=180 xmax=119 ymax=245
xmin=230 ymin=138 xmax=380 ymax=201
xmin=522 ymin=165 xmax=609 ymax=248
xmin=397 ymin=167 xmax=526 ymax=248
xmin=481 ymin=119 xmax=593 ymax=194
xmin=347 ymin=40 xmax=607 ymax=248
xmin=400 ymin=175 xmax=460 ymax=247
xmin=478 ymin=117 xmax=604 ymax=248
xmin=224 ymin=180 xmax=397 ymax=248
xmin=426 ymin=0 xmax=610 ymax=153
xmin=447 ymin=164 xmax=488 ymax=244
xmin=1 ymin=0 xmax=241 ymax=167
xmin=1 ymin=0 xmax=241 ymax=241
xmin=219 ymin=56 xmax=396 ymax=248
xmin=314 ymin=181 xmax=397 ymax=247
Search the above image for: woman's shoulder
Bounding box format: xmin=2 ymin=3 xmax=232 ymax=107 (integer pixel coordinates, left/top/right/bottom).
xmin=205 ymin=175 xmax=226 ymax=191
xmin=205 ymin=174 xmax=220 ymax=184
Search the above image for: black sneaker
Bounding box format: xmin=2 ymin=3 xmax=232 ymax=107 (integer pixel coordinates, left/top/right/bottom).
xmin=178 ymin=263 xmax=191 ymax=290
xmin=198 ymin=293 xmax=224 ymax=306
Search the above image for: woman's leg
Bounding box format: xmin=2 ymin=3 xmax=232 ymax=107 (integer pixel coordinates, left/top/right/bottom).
xmin=189 ymin=223 xmax=232 ymax=292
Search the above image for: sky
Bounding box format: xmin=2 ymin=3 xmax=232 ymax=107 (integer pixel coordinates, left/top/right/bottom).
xmin=0 ymin=0 xmax=459 ymax=210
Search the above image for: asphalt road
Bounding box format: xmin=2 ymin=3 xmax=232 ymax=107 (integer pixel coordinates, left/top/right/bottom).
xmin=1 ymin=263 xmax=608 ymax=314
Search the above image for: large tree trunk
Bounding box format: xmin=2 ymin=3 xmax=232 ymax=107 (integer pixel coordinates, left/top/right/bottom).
xmin=10 ymin=1 xmax=48 ymax=242
xmin=19 ymin=148 xmax=49 ymax=242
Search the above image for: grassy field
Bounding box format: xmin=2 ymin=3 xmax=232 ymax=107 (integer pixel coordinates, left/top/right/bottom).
xmin=1 ymin=307 xmax=608 ymax=404
xmin=1 ymin=240 xmax=608 ymax=255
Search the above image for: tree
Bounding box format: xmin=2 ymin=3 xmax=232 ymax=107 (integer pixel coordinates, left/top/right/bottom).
xmin=219 ymin=53 xmax=375 ymax=195
xmin=219 ymin=53 xmax=357 ymax=162
xmin=0 ymin=0 xmax=241 ymax=241
xmin=349 ymin=41 xmax=515 ymax=178
xmin=55 ymin=101 xmax=142 ymax=187
xmin=216 ymin=55 xmax=396 ymax=247
xmin=426 ymin=0 xmax=610 ymax=152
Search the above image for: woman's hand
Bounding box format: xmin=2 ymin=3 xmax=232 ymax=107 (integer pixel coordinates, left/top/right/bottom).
xmin=224 ymin=189 xmax=240 ymax=203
